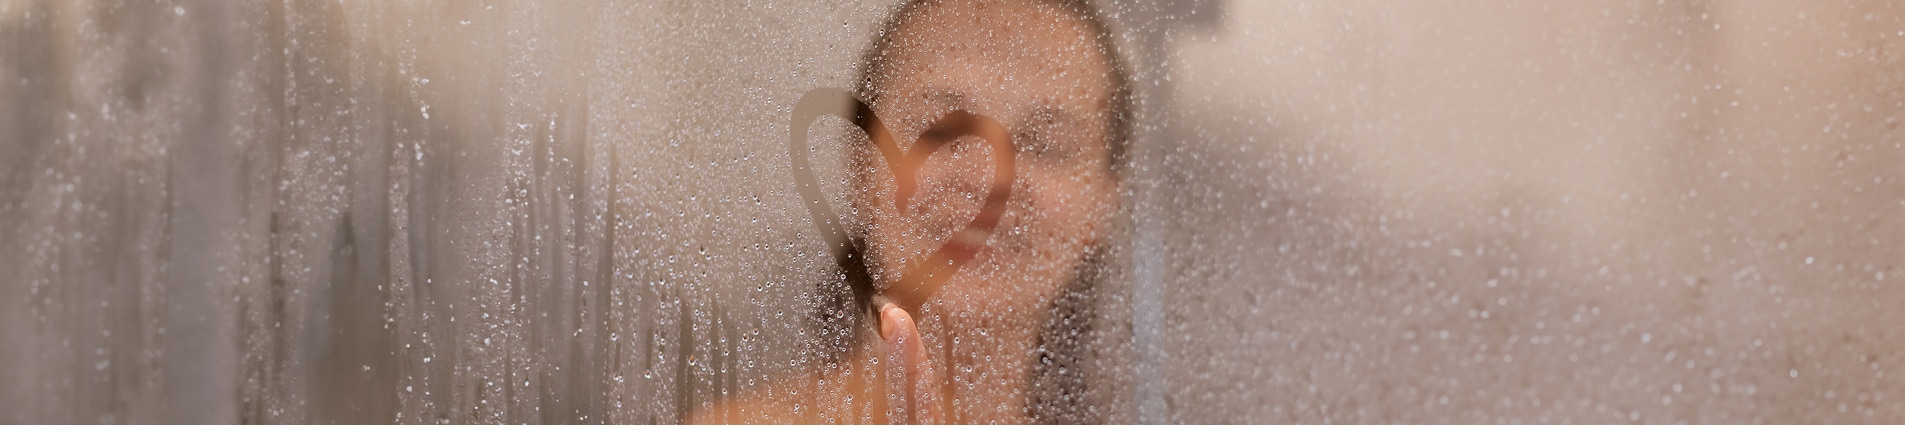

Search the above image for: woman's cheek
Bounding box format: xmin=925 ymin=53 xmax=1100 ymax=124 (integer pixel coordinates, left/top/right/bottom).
xmin=1033 ymin=170 xmax=1106 ymax=242
xmin=1013 ymin=172 xmax=1091 ymax=269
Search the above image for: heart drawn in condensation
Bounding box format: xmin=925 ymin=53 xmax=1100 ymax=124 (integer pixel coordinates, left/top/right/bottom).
xmin=787 ymin=87 xmax=1016 ymax=316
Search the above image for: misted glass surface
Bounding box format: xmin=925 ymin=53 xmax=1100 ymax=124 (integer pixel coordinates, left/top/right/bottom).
xmin=3 ymin=0 xmax=1903 ymax=424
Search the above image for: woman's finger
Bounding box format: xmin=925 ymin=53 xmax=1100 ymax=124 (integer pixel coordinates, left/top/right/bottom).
xmin=880 ymin=303 xmax=942 ymax=424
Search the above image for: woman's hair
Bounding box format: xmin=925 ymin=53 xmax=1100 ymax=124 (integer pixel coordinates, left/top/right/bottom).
xmin=811 ymin=0 xmax=1134 ymax=423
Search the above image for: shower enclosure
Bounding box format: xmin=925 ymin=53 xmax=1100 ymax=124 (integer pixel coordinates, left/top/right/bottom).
xmin=3 ymin=0 xmax=1902 ymax=424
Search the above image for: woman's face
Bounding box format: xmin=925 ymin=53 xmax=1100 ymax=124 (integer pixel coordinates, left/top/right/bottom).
xmin=854 ymin=0 xmax=1118 ymax=327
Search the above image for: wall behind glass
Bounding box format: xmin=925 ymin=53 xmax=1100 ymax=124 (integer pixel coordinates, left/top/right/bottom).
xmin=0 ymin=0 xmax=898 ymax=423
xmin=1158 ymin=1 xmax=1905 ymax=423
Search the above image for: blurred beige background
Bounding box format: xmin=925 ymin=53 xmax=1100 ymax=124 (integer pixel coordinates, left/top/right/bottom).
xmin=1159 ymin=1 xmax=1905 ymax=423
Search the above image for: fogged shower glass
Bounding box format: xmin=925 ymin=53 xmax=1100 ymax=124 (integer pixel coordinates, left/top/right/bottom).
xmin=3 ymin=0 xmax=1904 ymax=424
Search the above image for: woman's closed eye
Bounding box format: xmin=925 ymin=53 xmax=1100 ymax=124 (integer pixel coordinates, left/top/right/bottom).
xmin=1016 ymin=109 xmax=1087 ymax=166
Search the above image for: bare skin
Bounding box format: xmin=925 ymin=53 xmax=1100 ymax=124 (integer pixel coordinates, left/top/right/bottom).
xmin=688 ymin=0 xmax=1118 ymax=423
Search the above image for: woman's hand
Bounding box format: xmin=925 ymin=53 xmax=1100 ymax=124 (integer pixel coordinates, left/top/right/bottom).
xmin=879 ymin=302 xmax=943 ymax=424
